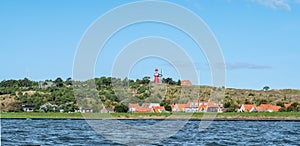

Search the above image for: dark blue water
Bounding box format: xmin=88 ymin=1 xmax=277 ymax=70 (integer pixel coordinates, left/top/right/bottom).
xmin=1 ymin=119 xmax=300 ymax=145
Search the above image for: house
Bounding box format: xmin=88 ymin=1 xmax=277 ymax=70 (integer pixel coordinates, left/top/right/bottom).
xmin=257 ymin=104 xmax=281 ymax=112
xmin=153 ymin=106 xmax=165 ymax=113
xmin=180 ymin=80 xmax=192 ymax=86
xmin=171 ymin=103 xmax=187 ymax=112
xmin=128 ymin=103 xmax=159 ymax=113
xmin=184 ymin=101 xmax=200 ymax=112
xmin=284 ymin=103 xmax=292 ymax=108
xmin=197 ymin=101 xmax=223 ymax=112
xmin=135 ymin=107 xmax=152 ymax=113
xmin=141 ymin=103 xmax=160 ymax=109
xmin=100 ymin=107 xmax=115 ymax=113
xmin=239 ymin=104 xmax=257 ymax=112
xmin=172 ymin=101 xmax=223 ymax=113
xmin=39 ymin=103 xmax=59 ymax=112
xmin=187 ymin=101 xmax=200 ymax=107
xmin=22 ymin=105 xmax=34 ymax=112
xmin=149 ymin=103 xmax=160 ymax=108
xmin=184 ymin=107 xmax=198 ymax=112
xmin=206 ymin=101 xmax=223 ymax=112
xmin=75 ymin=107 xmax=93 ymax=113
xmin=128 ymin=103 xmax=139 ymax=113
xmin=206 ymin=106 xmax=220 ymax=112
xmin=198 ymin=104 xmax=207 ymax=112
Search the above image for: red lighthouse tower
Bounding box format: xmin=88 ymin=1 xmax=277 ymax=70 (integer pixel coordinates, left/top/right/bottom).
xmin=154 ymin=69 xmax=162 ymax=84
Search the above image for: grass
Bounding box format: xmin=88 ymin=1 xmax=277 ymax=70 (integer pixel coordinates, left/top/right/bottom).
xmin=0 ymin=112 xmax=84 ymax=119
xmin=1 ymin=112 xmax=300 ymax=120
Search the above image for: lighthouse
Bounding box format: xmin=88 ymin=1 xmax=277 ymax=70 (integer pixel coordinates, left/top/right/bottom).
xmin=154 ymin=69 xmax=162 ymax=84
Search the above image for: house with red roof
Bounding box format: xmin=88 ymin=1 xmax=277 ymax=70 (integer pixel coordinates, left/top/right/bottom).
xmin=171 ymin=103 xmax=188 ymax=112
xmin=180 ymin=80 xmax=193 ymax=86
xmin=284 ymin=103 xmax=292 ymax=108
xmin=128 ymin=103 xmax=160 ymax=113
xmin=257 ymin=104 xmax=281 ymax=112
xmin=171 ymin=101 xmax=223 ymax=113
xmin=184 ymin=101 xmax=200 ymax=112
xmin=197 ymin=101 xmax=223 ymax=112
xmin=239 ymin=104 xmax=257 ymax=112
xmin=239 ymin=104 xmax=282 ymax=112
xmin=153 ymin=106 xmax=165 ymax=113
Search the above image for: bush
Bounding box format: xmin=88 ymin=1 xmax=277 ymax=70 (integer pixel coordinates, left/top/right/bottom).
xmin=114 ymin=104 xmax=129 ymax=113
xmin=164 ymin=105 xmax=172 ymax=112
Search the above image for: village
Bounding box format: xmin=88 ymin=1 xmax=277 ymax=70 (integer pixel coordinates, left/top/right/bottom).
xmin=18 ymin=69 xmax=297 ymax=114
xmin=21 ymin=100 xmax=292 ymax=114
xmin=114 ymin=101 xmax=291 ymax=113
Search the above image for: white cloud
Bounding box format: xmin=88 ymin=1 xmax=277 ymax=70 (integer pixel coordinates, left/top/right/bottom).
xmin=250 ymin=0 xmax=291 ymax=10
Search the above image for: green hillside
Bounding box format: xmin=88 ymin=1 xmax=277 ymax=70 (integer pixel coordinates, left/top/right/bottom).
xmin=0 ymin=77 xmax=299 ymax=112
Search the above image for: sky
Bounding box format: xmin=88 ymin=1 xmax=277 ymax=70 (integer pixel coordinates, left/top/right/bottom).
xmin=1 ymin=0 xmax=300 ymax=90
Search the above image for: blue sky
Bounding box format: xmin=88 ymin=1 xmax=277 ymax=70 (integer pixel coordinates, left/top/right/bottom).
xmin=1 ymin=0 xmax=300 ymax=89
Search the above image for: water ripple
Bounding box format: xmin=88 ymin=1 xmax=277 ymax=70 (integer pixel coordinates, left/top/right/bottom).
xmin=1 ymin=119 xmax=300 ymax=145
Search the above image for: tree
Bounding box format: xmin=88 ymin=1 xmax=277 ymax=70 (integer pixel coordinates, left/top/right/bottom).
xmin=142 ymin=76 xmax=150 ymax=84
xmin=259 ymin=99 xmax=268 ymax=104
xmin=276 ymin=102 xmax=285 ymax=107
xmin=164 ymin=105 xmax=172 ymax=112
xmin=244 ymin=99 xmax=250 ymax=104
xmin=224 ymin=101 xmax=231 ymax=108
xmin=162 ymin=78 xmax=176 ymax=85
xmin=54 ymin=77 xmax=64 ymax=87
xmin=65 ymin=77 xmax=72 ymax=86
xmin=263 ymin=86 xmax=270 ymax=91
xmin=19 ymin=78 xmax=31 ymax=87
xmin=114 ymin=103 xmax=129 ymax=112
xmin=160 ymin=98 xmax=171 ymax=112
xmin=286 ymin=102 xmax=299 ymax=112
xmin=177 ymin=80 xmax=181 ymax=86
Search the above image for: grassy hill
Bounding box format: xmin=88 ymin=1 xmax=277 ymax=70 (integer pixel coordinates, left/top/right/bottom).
xmin=0 ymin=77 xmax=299 ymax=112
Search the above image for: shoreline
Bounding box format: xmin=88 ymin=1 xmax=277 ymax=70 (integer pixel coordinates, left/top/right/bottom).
xmin=1 ymin=112 xmax=300 ymax=121
xmin=2 ymin=118 xmax=300 ymax=121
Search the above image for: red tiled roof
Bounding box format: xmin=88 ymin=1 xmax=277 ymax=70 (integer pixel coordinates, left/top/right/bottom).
xmin=129 ymin=104 xmax=139 ymax=108
xmin=177 ymin=104 xmax=188 ymax=111
xmin=135 ymin=107 xmax=152 ymax=112
xmin=171 ymin=103 xmax=188 ymax=112
xmin=129 ymin=103 xmax=153 ymax=112
xmin=181 ymin=80 xmax=192 ymax=86
xmin=284 ymin=103 xmax=292 ymax=108
xmin=258 ymin=104 xmax=281 ymax=112
xmin=243 ymin=104 xmax=256 ymax=112
xmin=198 ymin=105 xmax=207 ymax=112
xmin=153 ymin=106 xmax=165 ymax=113
xmin=207 ymin=101 xmax=219 ymax=107
xmin=256 ymin=107 xmax=266 ymax=112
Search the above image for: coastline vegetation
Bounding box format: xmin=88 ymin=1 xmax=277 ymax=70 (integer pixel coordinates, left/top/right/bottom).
xmin=0 ymin=77 xmax=299 ymax=115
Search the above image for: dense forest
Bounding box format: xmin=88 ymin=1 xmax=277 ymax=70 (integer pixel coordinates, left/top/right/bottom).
xmin=0 ymin=77 xmax=299 ymax=112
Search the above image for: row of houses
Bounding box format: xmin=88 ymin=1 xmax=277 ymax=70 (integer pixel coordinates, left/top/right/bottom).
xmin=171 ymin=101 xmax=223 ymax=113
xmin=74 ymin=101 xmax=222 ymax=114
xmin=128 ymin=103 xmax=166 ymax=113
xmin=22 ymin=102 xmax=294 ymax=113
xmin=74 ymin=106 xmax=115 ymax=113
xmin=238 ymin=103 xmax=291 ymax=112
xmin=128 ymin=101 xmax=224 ymax=113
